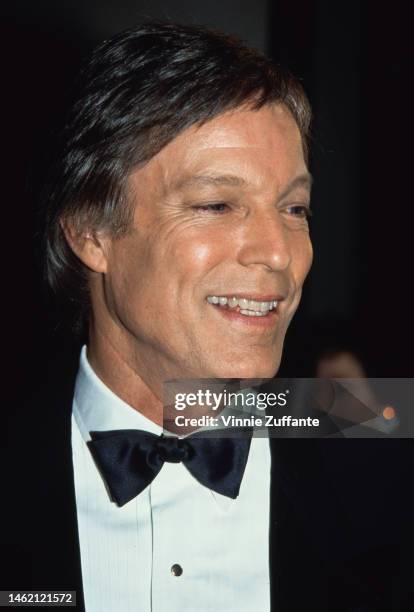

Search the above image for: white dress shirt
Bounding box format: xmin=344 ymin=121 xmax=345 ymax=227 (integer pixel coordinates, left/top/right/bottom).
xmin=72 ymin=346 xmax=271 ymax=612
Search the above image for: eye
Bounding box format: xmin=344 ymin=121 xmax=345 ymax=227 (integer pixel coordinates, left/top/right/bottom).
xmin=285 ymin=205 xmax=313 ymax=219
xmin=193 ymin=202 xmax=230 ymax=214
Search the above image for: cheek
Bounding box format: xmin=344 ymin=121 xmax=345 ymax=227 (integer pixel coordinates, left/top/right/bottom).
xmin=104 ymin=236 xmax=151 ymax=311
xmin=291 ymin=233 xmax=313 ymax=281
xmin=107 ymin=226 xmax=229 ymax=315
xmin=106 ymin=264 xmax=141 ymax=321
xmin=168 ymin=239 xmax=216 ymax=270
xmin=283 ymin=234 xmax=312 ymax=319
xmin=159 ymin=226 xmax=229 ymax=287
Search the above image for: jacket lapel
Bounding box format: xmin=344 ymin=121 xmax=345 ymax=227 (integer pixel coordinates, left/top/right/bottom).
xmin=12 ymin=352 xmax=402 ymax=612
xmin=11 ymin=351 xmax=86 ymax=610
xmin=270 ymin=438 xmax=351 ymax=610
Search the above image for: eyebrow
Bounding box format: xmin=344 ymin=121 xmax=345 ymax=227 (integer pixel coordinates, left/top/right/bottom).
xmin=176 ymin=173 xmax=246 ymax=189
xmin=175 ymin=172 xmax=313 ymax=199
xmin=277 ymin=173 xmax=313 ymax=200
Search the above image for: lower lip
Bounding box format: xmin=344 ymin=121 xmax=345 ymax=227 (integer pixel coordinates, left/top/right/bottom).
xmin=208 ymin=303 xmax=279 ymax=328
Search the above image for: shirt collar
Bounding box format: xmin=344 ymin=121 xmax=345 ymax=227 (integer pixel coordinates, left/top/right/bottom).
xmin=73 ymin=345 xmax=254 ymax=510
xmin=73 ymin=345 xmax=163 ymax=442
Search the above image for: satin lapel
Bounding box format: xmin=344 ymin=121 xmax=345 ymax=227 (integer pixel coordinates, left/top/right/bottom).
xmin=51 ymin=370 xmax=85 ymax=611
xmin=21 ymin=352 xmax=85 ymax=610
xmin=268 ymin=438 xmax=356 ymax=611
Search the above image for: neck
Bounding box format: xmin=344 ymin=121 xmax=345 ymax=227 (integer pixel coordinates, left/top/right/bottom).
xmin=87 ymin=324 xmax=164 ymax=426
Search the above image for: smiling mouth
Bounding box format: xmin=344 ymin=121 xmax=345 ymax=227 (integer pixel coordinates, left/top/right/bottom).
xmin=206 ymin=295 xmax=279 ymax=318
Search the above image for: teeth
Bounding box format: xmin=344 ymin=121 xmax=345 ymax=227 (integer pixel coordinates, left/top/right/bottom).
xmin=240 ymin=309 xmax=267 ymax=317
xmin=207 ymin=295 xmax=278 ymax=313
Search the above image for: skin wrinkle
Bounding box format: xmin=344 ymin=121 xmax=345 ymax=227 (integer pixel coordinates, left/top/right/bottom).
xmin=73 ymin=104 xmax=313 ymax=425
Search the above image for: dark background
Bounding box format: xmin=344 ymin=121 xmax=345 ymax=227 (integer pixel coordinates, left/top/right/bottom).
xmin=2 ymin=0 xmax=412 ymax=389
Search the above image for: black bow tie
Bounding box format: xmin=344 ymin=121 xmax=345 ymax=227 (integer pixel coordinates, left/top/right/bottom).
xmin=87 ymin=428 xmax=253 ymax=506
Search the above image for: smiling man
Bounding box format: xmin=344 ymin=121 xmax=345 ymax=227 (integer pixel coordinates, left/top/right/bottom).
xmin=66 ymin=103 xmax=312 ymax=424
xmin=36 ymin=23 xmax=312 ymax=611
xmin=8 ymin=20 xmax=410 ymax=612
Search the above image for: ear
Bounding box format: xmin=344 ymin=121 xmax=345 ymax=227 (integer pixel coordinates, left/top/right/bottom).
xmin=60 ymin=217 xmax=109 ymax=274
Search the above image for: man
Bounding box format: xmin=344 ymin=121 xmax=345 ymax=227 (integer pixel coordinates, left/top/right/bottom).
xmin=6 ymin=21 xmax=413 ymax=612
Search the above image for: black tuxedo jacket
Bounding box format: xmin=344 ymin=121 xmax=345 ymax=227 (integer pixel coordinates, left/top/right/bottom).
xmin=5 ymin=353 xmax=414 ymax=611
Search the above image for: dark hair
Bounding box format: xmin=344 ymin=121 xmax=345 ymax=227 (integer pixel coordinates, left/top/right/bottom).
xmin=43 ymin=21 xmax=312 ymax=316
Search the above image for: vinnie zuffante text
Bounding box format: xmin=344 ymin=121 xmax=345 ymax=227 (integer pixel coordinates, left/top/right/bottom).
xmin=174 ymin=414 xmax=320 ymax=428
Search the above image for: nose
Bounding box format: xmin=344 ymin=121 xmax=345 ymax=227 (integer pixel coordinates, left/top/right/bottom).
xmin=237 ymin=209 xmax=292 ymax=272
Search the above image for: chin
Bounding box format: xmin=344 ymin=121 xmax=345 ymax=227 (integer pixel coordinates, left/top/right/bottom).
xmin=209 ymin=357 xmax=281 ymax=380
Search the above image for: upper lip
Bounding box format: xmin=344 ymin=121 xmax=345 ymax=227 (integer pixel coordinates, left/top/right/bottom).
xmin=206 ymin=292 xmax=285 ymax=301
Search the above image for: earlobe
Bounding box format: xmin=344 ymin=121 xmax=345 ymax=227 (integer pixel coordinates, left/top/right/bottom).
xmin=60 ymin=218 xmax=108 ymax=274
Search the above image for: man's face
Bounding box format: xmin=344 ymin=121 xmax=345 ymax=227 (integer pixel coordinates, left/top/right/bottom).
xmin=100 ymin=104 xmax=313 ymax=383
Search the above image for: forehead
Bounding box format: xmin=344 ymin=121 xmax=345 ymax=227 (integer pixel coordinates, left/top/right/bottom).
xmin=183 ymin=103 xmax=303 ymax=152
xmin=130 ymin=104 xmax=307 ymax=194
